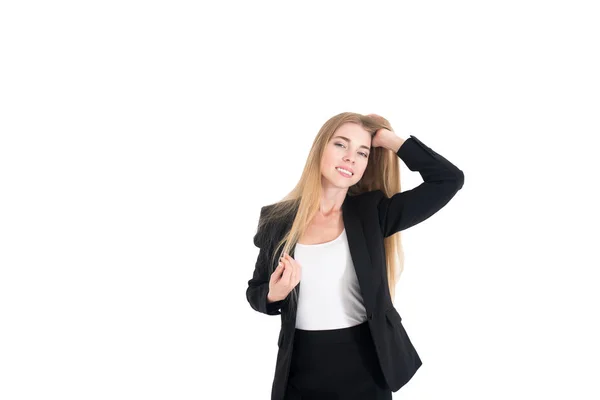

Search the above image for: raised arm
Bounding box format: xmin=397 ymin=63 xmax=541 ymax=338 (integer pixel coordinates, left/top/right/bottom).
xmin=376 ymin=135 xmax=464 ymax=237
xmin=246 ymin=206 xmax=289 ymax=315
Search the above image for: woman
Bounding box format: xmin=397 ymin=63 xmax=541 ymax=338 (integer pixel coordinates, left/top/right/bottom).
xmin=247 ymin=112 xmax=464 ymax=400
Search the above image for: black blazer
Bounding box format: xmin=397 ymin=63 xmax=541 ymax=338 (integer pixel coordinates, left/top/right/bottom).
xmin=247 ymin=135 xmax=464 ymax=400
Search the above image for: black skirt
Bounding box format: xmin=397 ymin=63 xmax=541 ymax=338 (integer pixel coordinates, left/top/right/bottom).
xmin=284 ymin=320 xmax=392 ymax=400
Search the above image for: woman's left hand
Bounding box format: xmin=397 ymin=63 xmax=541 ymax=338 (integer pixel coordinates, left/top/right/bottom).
xmin=367 ymin=113 xmax=397 ymax=149
xmin=372 ymin=127 xmax=396 ymax=149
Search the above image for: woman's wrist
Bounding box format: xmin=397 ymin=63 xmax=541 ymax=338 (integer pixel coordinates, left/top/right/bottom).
xmin=267 ymin=292 xmax=279 ymax=303
xmin=387 ymin=136 xmax=406 ymax=153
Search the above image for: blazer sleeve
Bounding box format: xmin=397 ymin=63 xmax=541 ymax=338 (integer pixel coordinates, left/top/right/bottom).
xmin=246 ymin=206 xmax=289 ymax=316
xmin=376 ymin=135 xmax=464 ymax=238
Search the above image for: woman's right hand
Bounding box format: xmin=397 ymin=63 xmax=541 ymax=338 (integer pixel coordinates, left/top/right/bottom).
xmin=268 ymin=252 xmax=301 ymax=302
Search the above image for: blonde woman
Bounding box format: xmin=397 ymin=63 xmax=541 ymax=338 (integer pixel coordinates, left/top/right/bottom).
xmin=247 ymin=112 xmax=464 ymax=400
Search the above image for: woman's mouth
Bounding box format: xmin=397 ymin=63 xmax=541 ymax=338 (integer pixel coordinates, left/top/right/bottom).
xmin=335 ymin=167 xmax=353 ymax=178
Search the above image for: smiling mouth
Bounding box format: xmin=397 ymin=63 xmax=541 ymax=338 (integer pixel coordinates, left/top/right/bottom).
xmin=335 ymin=167 xmax=353 ymax=177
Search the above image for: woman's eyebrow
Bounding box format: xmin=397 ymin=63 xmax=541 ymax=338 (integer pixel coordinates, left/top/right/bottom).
xmin=333 ymin=135 xmax=371 ymax=151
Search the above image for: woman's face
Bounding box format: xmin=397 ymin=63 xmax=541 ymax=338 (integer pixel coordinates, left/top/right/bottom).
xmin=320 ymin=122 xmax=372 ymax=189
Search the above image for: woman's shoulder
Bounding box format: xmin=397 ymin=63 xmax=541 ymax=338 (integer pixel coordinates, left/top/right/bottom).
xmin=346 ymin=189 xmax=387 ymax=208
xmin=259 ymin=199 xmax=296 ymax=219
xmin=254 ymin=199 xmax=298 ymax=247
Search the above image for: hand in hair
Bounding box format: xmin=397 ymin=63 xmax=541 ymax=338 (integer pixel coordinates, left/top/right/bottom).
xmin=366 ymin=113 xmax=399 ymax=150
xmin=267 ymin=252 xmax=302 ymax=303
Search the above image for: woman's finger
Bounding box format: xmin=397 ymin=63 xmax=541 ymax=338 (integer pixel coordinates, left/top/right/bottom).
xmin=285 ymin=253 xmax=299 ymax=285
xmin=275 ymin=260 xmax=285 ymax=276
xmin=286 ymin=255 xmax=296 ymax=285
xmin=280 ymin=255 xmax=292 ymax=285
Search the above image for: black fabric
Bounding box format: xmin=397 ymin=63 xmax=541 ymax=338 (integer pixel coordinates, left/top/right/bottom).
xmin=284 ymin=321 xmax=392 ymax=400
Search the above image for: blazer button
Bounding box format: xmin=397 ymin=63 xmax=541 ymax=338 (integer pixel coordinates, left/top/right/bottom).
xmin=367 ymin=312 xmax=373 ymax=320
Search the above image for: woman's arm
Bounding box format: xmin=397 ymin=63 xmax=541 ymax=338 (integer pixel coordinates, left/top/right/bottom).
xmin=376 ymin=135 xmax=464 ymax=237
xmin=246 ymin=207 xmax=289 ymax=315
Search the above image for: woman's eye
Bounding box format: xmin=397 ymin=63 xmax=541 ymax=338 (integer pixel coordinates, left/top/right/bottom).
xmin=336 ymin=143 xmax=368 ymax=157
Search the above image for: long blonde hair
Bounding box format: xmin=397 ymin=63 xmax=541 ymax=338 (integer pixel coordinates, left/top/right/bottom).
xmin=257 ymin=112 xmax=405 ymax=313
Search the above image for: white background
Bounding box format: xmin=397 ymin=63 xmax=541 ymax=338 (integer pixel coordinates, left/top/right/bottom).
xmin=1 ymin=1 xmax=599 ymax=399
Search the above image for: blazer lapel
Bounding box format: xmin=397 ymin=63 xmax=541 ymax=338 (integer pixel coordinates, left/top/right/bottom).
xmin=287 ymin=194 xmax=377 ymax=321
xmin=342 ymin=195 xmax=377 ymax=316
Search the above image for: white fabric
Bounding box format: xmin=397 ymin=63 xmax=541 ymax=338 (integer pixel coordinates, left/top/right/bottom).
xmin=293 ymin=228 xmax=368 ymax=330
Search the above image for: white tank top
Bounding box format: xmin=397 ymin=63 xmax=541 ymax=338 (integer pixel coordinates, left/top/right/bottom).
xmin=293 ymin=228 xmax=368 ymax=330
